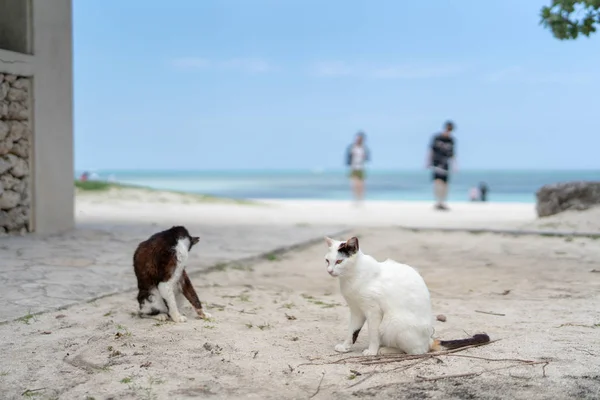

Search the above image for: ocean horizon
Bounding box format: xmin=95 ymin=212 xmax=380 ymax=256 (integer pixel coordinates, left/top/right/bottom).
xmin=75 ymin=169 xmax=600 ymax=203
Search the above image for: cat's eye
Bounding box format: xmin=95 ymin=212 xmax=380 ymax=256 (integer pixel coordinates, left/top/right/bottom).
xmin=326 ymin=259 xmax=330 ymax=265
xmin=335 ymin=260 xmax=342 ymax=265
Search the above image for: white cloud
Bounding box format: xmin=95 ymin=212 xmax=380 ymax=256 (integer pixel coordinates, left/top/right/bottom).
xmin=372 ymin=64 xmax=466 ymax=79
xmin=484 ymin=66 xmax=596 ymax=84
xmin=171 ymin=57 xmax=275 ymax=73
xmin=310 ymin=61 xmax=467 ymax=79
xmin=311 ymin=61 xmax=356 ymax=77
xmin=220 ymin=58 xmax=273 ymax=73
xmin=171 ymin=57 xmax=211 ymax=69
xmin=529 ymin=73 xmax=596 ymax=84
xmin=482 ymin=66 xmax=522 ymax=82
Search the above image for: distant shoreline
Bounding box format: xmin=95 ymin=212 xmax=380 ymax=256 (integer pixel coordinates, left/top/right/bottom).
xmin=74 ymin=180 xmax=534 ymax=206
xmin=75 ymin=179 xmax=536 ymax=204
xmin=73 ymin=170 xmax=599 ymax=204
xmin=73 ymin=181 xmax=600 ymax=234
xmin=75 ymin=168 xmax=600 ymax=175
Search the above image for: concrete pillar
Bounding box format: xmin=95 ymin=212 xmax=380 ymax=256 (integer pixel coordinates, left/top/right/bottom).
xmin=30 ymin=0 xmax=74 ymax=234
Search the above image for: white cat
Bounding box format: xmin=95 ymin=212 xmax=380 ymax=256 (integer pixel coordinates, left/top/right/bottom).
xmin=324 ymin=236 xmax=489 ymax=355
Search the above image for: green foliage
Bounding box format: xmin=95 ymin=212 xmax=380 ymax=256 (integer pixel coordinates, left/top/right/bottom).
xmin=73 ymin=179 xmax=256 ymax=205
xmin=541 ymin=0 xmax=600 ymax=40
xmin=74 ymin=180 xmax=113 ymax=191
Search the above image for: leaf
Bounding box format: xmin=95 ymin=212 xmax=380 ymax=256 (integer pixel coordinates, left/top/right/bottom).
xmin=540 ymin=0 xmax=600 ymax=40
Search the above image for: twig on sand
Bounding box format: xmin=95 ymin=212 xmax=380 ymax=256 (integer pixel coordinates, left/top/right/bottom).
xmin=337 ymin=339 xmax=499 ymax=367
xmin=542 ymin=362 xmax=548 ymax=377
xmin=475 ymin=310 xmax=505 ymax=316
xmin=415 ymin=360 xmax=549 ymax=382
xmin=309 ymin=372 xmax=325 ymax=399
xmin=347 ymin=359 xmax=431 ymax=389
xmin=572 ymin=347 xmax=596 ymax=356
xmin=348 ymin=354 xmax=545 ymax=389
xmin=234 ymin=309 xmax=257 ymax=315
xmin=556 ymin=322 xmax=598 ymax=329
xmin=389 ymin=358 xmax=432 ymax=373
xmin=445 ymin=354 xmax=539 ymax=363
xmin=22 ymin=388 xmax=46 ymax=396
xmin=297 ymin=340 xmax=499 ymax=369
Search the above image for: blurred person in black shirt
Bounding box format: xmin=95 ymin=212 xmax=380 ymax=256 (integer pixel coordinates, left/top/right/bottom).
xmin=426 ymin=121 xmax=456 ymax=211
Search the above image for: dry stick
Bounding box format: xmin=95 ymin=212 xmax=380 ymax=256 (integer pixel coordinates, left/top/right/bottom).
xmin=235 ymin=309 xmax=257 ymax=315
xmin=475 ymin=310 xmax=505 ymax=316
xmin=347 ymin=358 xmax=432 ymax=389
xmin=358 ymin=340 xmax=501 ymax=366
xmin=572 ymin=347 xmax=596 ymax=356
xmin=296 ymin=339 xmax=500 ymax=368
xmin=389 ymin=358 xmax=433 ymax=373
xmin=309 ymin=371 xmax=325 ymax=399
xmin=298 ymin=340 xmax=501 ymax=370
xmin=508 ymin=372 xmax=533 ymax=380
xmin=444 ymin=354 xmax=538 ymax=363
xmin=22 ymin=388 xmax=46 ymax=396
xmin=416 ymin=361 xmax=549 ymax=382
xmin=542 ymin=362 xmax=548 ymax=377
xmin=351 ymin=359 xmax=548 ymax=392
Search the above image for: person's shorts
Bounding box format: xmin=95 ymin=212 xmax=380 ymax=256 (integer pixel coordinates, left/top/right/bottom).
xmin=431 ymin=166 xmax=450 ymax=183
xmin=350 ymin=169 xmax=365 ymax=180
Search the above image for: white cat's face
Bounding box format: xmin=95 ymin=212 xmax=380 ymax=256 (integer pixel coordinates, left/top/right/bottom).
xmin=324 ymin=236 xmax=359 ymax=277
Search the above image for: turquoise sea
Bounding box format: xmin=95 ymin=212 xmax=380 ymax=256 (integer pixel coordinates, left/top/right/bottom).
xmin=77 ymin=170 xmax=600 ymax=203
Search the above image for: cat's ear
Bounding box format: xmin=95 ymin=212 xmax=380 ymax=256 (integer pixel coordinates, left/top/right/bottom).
xmin=192 ymin=236 xmax=200 ymax=245
xmin=324 ymin=236 xmax=334 ymax=247
xmin=345 ymin=237 xmax=359 ymax=253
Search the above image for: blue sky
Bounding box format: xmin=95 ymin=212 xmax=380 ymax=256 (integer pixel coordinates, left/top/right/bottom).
xmin=74 ymin=0 xmax=600 ymax=171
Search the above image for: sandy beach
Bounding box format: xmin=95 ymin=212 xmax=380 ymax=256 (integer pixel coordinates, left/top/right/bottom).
xmin=74 ymin=186 xmax=538 ymax=229
xmin=1 ymin=186 xmax=599 ymax=399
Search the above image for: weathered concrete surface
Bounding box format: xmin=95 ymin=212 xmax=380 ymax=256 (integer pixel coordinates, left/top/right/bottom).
xmin=0 ymin=222 xmax=346 ymax=323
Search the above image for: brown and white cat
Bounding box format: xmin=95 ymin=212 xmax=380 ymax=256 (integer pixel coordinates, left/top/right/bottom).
xmin=133 ymin=225 xmax=211 ymax=322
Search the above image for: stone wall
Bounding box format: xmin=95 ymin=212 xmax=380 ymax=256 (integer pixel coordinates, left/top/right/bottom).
xmin=0 ymin=73 xmax=31 ymax=235
xmin=536 ymin=181 xmax=600 ymax=218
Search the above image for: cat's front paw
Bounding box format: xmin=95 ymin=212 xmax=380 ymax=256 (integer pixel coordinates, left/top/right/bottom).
xmin=197 ymin=310 xmax=212 ymax=320
xmin=362 ymin=348 xmax=379 ymax=356
xmin=335 ymin=344 xmax=351 ymax=353
xmin=171 ymin=314 xmax=188 ymax=323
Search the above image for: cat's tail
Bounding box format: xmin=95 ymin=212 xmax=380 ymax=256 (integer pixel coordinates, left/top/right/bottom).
xmin=431 ymin=333 xmax=490 ymax=351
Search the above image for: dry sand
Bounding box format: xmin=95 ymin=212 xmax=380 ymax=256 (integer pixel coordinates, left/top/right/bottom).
xmin=519 ymin=206 xmax=600 ymax=234
xmin=75 ymin=187 xmax=537 ymax=230
xmin=1 ymin=223 xmax=599 ymax=399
